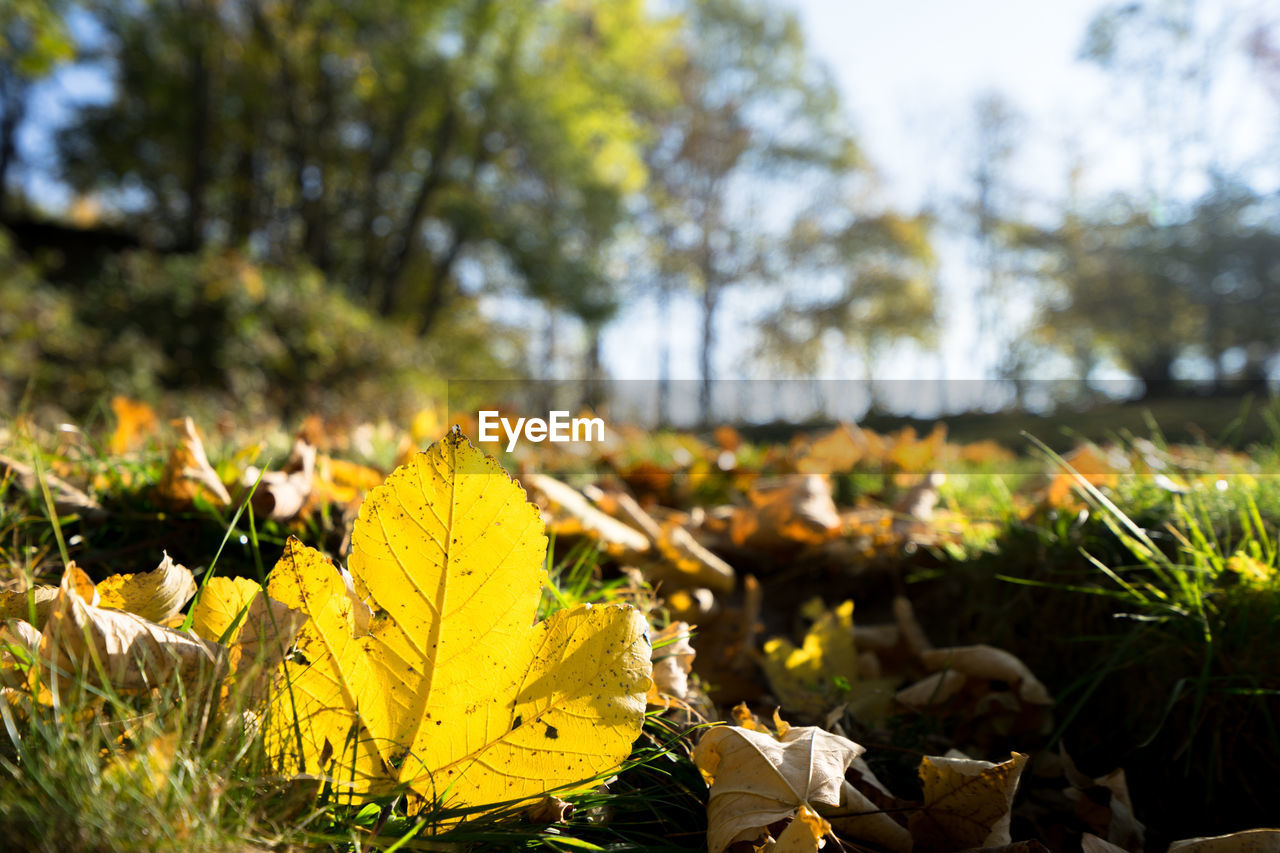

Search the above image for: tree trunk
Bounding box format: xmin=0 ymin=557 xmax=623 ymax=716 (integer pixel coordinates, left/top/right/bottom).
xmin=699 ymin=279 xmax=719 ymax=426
xmin=381 ymin=101 xmax=458 ymax=318
xmin=0 ymin=87 xmax=22 ymax=220
xmin=183 ymin=11 xmax=211 ymax=252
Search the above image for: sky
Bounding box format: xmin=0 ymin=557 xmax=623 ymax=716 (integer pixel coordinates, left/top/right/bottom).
xmin=598 ymin=0 xmax=1280 ymax=417
xmin=17 ymin=1 xmax=1280 ymax=418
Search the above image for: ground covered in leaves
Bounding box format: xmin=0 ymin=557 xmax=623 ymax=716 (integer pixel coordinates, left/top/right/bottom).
xmin=2 ymin=400 xmax=1279 ymax=853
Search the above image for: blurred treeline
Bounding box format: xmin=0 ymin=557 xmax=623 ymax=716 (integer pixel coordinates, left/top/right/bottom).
xmin=2 ymin=0 xmax=1280 ymax=424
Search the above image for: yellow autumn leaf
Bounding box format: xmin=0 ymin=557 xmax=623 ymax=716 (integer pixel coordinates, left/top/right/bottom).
xmin=908 ymin=751 xmax=1029 ymax=852
xmin=191 ymin=576 xmax=306 ymax=706
xmin=763 ymin=598 xmax=895 ymax=723
xmin=96 ymin=552 xmax=196 ymax=624
xmin=266 ymin=429 xmax=652 ymax=810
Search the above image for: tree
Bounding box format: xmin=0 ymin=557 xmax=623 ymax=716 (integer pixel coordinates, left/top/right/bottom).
xmin=760 ymin=205 xmax=936 ymax=392
xmin=638 ymin=0 xmax=881 ymax=423
xmin=0 ymin=1 xmax=72 ymax=218
xmin=55 ymin=0 xmax=677 ymax=339
xmin=1014 ymin=184 xmax=1280 ymax=395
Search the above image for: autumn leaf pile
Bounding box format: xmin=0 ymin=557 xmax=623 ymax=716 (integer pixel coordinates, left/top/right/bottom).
xmin=2 ymin=404 xmax=1279 ymax=852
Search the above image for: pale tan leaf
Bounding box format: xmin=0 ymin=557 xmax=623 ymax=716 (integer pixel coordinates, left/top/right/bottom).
xmin=41 ymin=564 xmax=224 ymax=692
xmin=1169 ymin=831 xmax=1280 ymax=853
xmin=243 ymin=437 xmax=316 ymax=521
xmin=528 ymin=473 xmax=651 ymax=552
xmin=694 ymin=724 xmax=865 ymax=853
xmin=919 ymin=645 xmax=1052 ymax=705
xmin=0 ymin=586 xmax=59 ymax=627
xmin=1082 ymin=833 xmax=1132 ymax=853
xmin=826 ymin=779 xmax=913 ymax=853
xmin=650 ymin=621 xmax=695 ymax=702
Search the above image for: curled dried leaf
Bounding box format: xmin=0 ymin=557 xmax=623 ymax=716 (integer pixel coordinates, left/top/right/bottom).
xmin=96 ymin=552 xmax=197 ymax=624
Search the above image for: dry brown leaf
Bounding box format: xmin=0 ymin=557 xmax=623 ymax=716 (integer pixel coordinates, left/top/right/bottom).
xmin=159 ymin=417 xmax=232 ymax=507
xmin=893 ymin=595 xmax=933 ymax=656
xmin=1060 ymin=744 xmax=1145 ymax=853
xmin=825 ymin=777 xmax=913 ymax=853
xmin=243 ymin=437 xmax=316 ymax=521
xmin=908 ymin=751 xmax=1028 ymax=852
xmin=649 ymin=621 xmax=696 ymax=705
xmin=96 ymin=552 xmax=197 ymax=624
xmin=0 ymin=453 xmax=106 ymax=522
xmin=523 ymin=795 xmax=575 ymax=825
xmin=896 ymin=669 xmax=968 ymax=708
xmin=732 ymin=475 xmax=842 ymax=550
xmin=1168 ymin=830 xmax=1280 ymax=853
xmin=654 ymin=521 xmax=736 ymax=593
xmin=694 ymin=723 xmax=865 ymax=853
xmin=796 ymin=424 xmax=868 ymax=474
xmin=0 ymin=585 xmax=59 ymax=626
xmin=527 ymin=473 xmax=651 ymax=553
xmin=41 ymin=563 xmax=225 ymax=692
xmin=919 ymin=645 xmax=1052 ymax=705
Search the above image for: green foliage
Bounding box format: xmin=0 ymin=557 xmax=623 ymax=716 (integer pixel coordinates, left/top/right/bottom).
xmin=1013 ymin=183 xmax=1280 ymax=387
xmin=0 ymin=239 xmax=514 ymax=421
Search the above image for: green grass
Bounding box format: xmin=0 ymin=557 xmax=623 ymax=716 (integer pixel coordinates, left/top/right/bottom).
xmin=7 ymin=407 xmax=1280 ymax=849
xmin=0 ymin=434 xmax=705 ymax=852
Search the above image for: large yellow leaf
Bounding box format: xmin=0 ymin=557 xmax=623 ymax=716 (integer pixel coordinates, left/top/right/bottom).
xmin=266 ymin=430 xmax=652 ymax=810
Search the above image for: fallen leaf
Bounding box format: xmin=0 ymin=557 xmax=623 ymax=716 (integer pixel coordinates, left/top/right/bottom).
xmin=918 ymin=645 xmax=1052 ymax=705
xmin=190 ymin=576 xmax=306 ymax=706
xmin=908 ymin=751 xmax=1028 ymax=852
xmin=1060 ymin=744 xmax=1144 ymax=852
xmin=694 ymin=723 xmax=865 ymax=853
xmin=763 ymin=599 xmax=860 ymax=720
xmin=0 ymin=453 xmax=106 ymax=522
xmin=649 ymin=621 xmax=696 ymax=705
xmin=732 ymin=475 xmax=842 ymax=550
xmin=1082 ymin=833 xmax=1134 ymax=853
xmin=773 ymin=803 xmax=832 ymax=852
xmin=0 ymin=585 xmax=59 ymax=626
xmin=158 ymin=417 xmax=232 ymax=507
xmin=108 ymin=396 xmax=158 ymax=455
xmin=41 ymin=563 xmax=224 ymax=692
xmin=96 ymin=552 xmax=197 ymax=624
xmin=654 ymin=520 xmax=736 ymax=593
xmin=796 ymin=424 xmax=869 ymax=474
xmin=1168 ymin=830 xmax=1280 ymax=853
xmin=243 ymin=437 xmax=316 ymax=521
xmin=523 ymin=794 xmax=575 ymax=825
xmin=825 ymin=777 xmax=913 ymax=853
xmin=528 ymin=472 xmax=651 ymax=553
xmin=266 ymin=430 xmax=653 ymax=811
